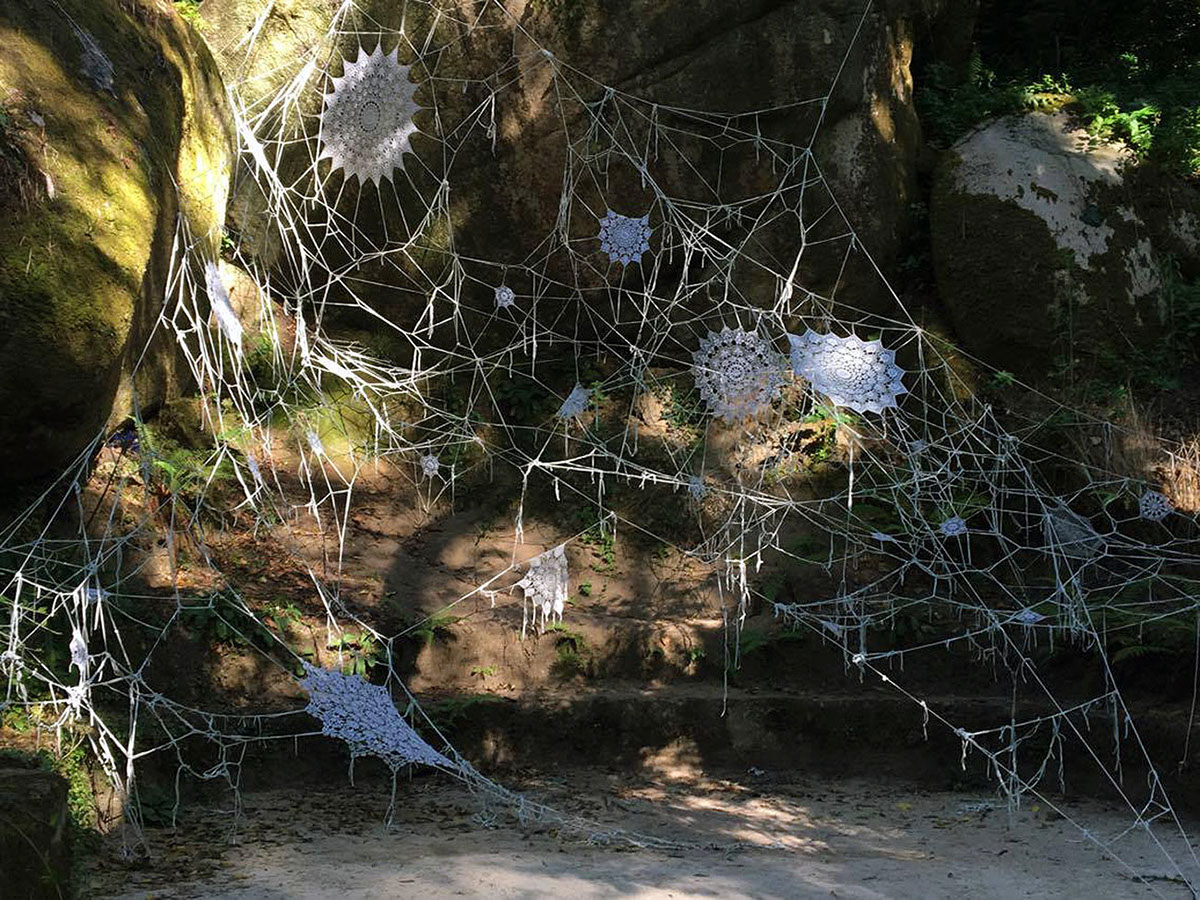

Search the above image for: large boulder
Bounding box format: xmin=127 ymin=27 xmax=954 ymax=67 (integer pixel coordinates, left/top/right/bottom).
xmin=0 ymin=0 xmax=234 ymax=488
xmin=200 ymin=0 xmax=943 ymax=317
xmin=931 ymin=110 xmax=1200 ymax=379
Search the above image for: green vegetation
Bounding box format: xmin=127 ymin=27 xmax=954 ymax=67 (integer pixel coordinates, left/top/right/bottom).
xmin=1093 ymin=599 xmax=1199 ymax=668
xmin=989 ymin=370 xmax=1017 ymax=390
xmin=265 ymin=601 xmax=303 ymax=635
xmin=426 ymin=693 xmax=506 ymax=733
xmin=919 ymin=64 xmax=1075 ymax=147
xmin=326 ymin=631 xmax=384 ymax=677
xmin=133 ymin=782 xmax=181 ymax=827
xmin=492 ymin=373 xmax=551 ymax=422
xmin=546 ymin=622 xmax=591 ymax=678
xmin=784 ymin=533 xmax=829 ymax=564
xmin=575 ymin=508 xmax=616 ymax=572
xmin=919 ymin=17 xmax=1200 ymax=175
xmin=0 ymin=735 xmax=94 ymax=830
xmin=799 ymin=409 xmax=840 ymax=465
xmin=408 ymin=609 xmax=462 ymax=647
xmin=243 ymin=331 xmax=282 ymax=390
xmin=737 ymin=625 xmax=806 ymax=658
xmin=145 ymin=442 xmax=232 ymax=504
xmin=662 ymin=382 xmax=706 ymax=432
xmin=532 ymin=0 xmax=587 ymax=33
xmin=173 ymin=1 xmax=204 ymax=27
xmin=759 ymin=570 xmax=789 ymax=605
xmin=1049 ymin=253 xmax=1200 ymax=399
xmin=178 ymin=592 xmax=280 ymax=651
xmin=174 ymin=594 xmax=312 ymax=677
xmin=1159 ymin=254 xmax=1200 ymax=362
xmin=0 ymin=735 xmax=100 ymax=889
xmin=802 ymin=403 xmax=857 ymax=429
xmin=136 ymin=417 xmax=239 ymax=526
xmin=0 ymin=103 xmax=43 ymax=213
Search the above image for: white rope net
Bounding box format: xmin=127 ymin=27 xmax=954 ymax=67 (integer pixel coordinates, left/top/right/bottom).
xmin=2 ymin=0 xmax=1199 ymax=886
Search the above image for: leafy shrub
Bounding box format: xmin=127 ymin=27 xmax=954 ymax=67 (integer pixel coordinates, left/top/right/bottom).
xmin=918 ymin=51 xmax=1200 ymax=175
xmin=326 ymin=631 xmax=384 ymax=677
xmin=917 ymin=58 xmax=1033 ymax=148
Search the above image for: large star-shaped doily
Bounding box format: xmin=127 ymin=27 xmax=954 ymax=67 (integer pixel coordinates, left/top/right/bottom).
xmin=788 ymin=330 xmax=907 ymax=414
xmin=598 ymin=210 xmax=651 ymax=266
xmin=318 ymin=45 xmax=421 ymax=186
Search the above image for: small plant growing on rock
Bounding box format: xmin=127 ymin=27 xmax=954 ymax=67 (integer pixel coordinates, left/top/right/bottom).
xmin=546 ymin=622 xmax=590 ymax=679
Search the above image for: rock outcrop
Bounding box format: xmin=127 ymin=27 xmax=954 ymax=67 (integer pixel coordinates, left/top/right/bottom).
xmin=931 ymin=110 xmax=1200 ymax=379
xmin=0 ymin=0 xmax=233 ymax=487
xmin=200 ymin=0 xmax=938 ymax=316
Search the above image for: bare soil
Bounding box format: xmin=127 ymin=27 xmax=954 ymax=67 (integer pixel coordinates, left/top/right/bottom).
xmin=63 ymin=437 xmax=1200 ymax=899
xmin=90 ymin=765 xmax=1199 ymax=899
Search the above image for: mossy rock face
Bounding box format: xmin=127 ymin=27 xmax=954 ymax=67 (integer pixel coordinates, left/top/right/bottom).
xmin=930 ymin=111 xmax=1200 ymax=380
xmin=201 ymin=0 xmax=931 ymax=325
xmin=0 ymin=0 xmax=233 ymax=488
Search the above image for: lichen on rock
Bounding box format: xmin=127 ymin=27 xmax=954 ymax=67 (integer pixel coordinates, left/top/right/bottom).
xmin=931 ymin=110 xmax=1199 ymax=379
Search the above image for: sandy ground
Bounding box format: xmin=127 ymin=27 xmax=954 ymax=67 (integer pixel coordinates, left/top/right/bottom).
xmin=86 ymin=765 xmax=1200 ymax=900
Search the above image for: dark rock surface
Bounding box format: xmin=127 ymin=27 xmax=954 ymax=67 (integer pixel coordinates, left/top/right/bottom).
xmin=0 ymin=767 xmax=70 ymax=899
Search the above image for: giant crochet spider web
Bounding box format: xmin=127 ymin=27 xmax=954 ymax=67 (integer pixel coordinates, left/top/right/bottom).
xmin=3 ymin=0 xmax=1200 ymax=887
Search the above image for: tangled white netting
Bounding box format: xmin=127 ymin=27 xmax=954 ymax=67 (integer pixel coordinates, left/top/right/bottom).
xmin=3 ymin=0 xmax=1200 ymax=884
